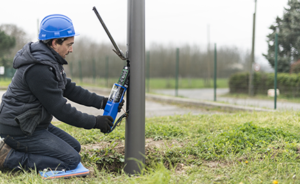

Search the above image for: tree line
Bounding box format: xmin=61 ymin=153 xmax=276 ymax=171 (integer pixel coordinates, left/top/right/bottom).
xmin=2 ymin=0 xmax=300 ymax=82
xmin=0 ymin=24 xmax=255 ymax=81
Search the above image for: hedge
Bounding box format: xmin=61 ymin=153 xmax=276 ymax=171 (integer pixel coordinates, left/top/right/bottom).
xmin=229 ymin=72 xmax=300 ymax=97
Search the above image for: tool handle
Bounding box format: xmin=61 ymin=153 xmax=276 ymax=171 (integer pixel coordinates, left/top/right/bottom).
xmin=92 ymin=6 xmax=127 ymax=60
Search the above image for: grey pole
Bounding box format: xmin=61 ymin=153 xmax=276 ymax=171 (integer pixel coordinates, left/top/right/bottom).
xmin=124 ymin=0 xmax=145 ymax=175
xmin=248 ymin=0 xmax=257 ymax=96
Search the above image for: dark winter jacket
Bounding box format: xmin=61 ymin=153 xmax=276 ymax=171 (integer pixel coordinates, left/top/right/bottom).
xmin=0 ymin=41 xmax=105 ymax=135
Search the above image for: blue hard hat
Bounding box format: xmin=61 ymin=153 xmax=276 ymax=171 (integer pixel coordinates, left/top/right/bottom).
xmin=39 ymin=14 xmax=80 ymax=40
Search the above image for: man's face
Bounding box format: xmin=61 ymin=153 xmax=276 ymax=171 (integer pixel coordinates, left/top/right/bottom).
xmin=52 ymin=37 xmax=74 ymax=59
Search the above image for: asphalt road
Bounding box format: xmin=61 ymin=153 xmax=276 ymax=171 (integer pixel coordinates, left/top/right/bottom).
xmin=65 ymin=98 xmax=213 ymax=120
xmin=155 ymin=88 xmax=300 ymax=110
xmin=0 ymin=90 xmax=215 ymax=123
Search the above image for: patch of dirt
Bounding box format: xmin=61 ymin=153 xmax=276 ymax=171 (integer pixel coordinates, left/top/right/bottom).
xmin=175 ymin=163 xmax=186 ymax=174
xmin=82 ymin=138 xmax=182 ymax=154
xmin=82 ymin=142 xmax=112 ymax=150
xmin=146 ymin=138 xmax=182 ymax=149
xmin=97 ymin=161 xmax=124 ymax=174
xmin=203 ymin=161 xmax=228 ymax=168
xmin=81 ymin=138 xmax=184 ymax=174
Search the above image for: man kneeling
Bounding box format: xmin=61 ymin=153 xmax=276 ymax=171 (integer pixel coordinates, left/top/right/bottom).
xmin=0 ymin=14 xmax=120 ymax=171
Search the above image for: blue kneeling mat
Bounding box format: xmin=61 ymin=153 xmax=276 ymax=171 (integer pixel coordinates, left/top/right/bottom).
xmin=39 ymin=162 xmax=89 ymax=179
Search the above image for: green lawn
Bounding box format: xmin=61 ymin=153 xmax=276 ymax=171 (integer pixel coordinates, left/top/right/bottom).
xmin=146 ymin=78 xmax=228 ymax=89
xmin=59 ymin=77 xmax=229 ymax=90
xmin=2 ymin=111 xmax=300 ymax=183
xmin=0 ymin=79 xmax=12 ymax=88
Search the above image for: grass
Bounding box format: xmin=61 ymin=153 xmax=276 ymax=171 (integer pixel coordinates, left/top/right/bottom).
xmin=2 ymin=111 xmax=300 ymax=183
xmin=47 ymin=77 xmax=229 ymax=90
xmin=0 ymin=77 xmax=229 ymax=90
xmin=0 ymin=78 xmax=12 ymax=88
xmin=145 ymin=78 xmax=228 ymax=89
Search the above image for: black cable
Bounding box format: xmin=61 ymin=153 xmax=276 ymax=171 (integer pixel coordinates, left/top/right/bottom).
xmin=106 ymin=110 xmax=129 ymax=134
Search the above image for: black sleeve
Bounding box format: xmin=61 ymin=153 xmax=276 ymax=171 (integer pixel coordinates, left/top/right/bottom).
xmin=63 ymin=78 xmax=105 ymax=109
xmin=25 ymin=65 xmax=96 ymax=129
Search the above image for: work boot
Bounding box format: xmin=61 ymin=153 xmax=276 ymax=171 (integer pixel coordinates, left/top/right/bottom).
xmin=0 ymin=139 xmax=11 ymax=169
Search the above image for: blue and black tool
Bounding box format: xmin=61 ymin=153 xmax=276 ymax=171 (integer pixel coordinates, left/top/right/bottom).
xmin=103 ymin=66 xmax=129 ymax=133
xmin=93 ymin=6 xmax=130 ymax=133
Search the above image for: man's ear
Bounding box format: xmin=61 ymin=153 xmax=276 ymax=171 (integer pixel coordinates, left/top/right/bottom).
xmin=51 ymin=39 xmax=57 ymax=49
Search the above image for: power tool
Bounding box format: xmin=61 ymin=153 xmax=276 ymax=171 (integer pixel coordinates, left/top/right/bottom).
xmin=93 ymin=6 xmax=130 ymax=133
xmin=103 ymin=66 xmax=129 ymax=130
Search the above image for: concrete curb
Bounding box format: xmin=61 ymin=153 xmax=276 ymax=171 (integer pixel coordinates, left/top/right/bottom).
xmin=146 ymin=94 xmax=273 ymax=112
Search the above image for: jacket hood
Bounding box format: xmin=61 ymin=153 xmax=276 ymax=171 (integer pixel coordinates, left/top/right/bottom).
xmin=13 ymin=41 xmax=67 ymax=69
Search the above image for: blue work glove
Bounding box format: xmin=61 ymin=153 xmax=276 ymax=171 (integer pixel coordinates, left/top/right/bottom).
xmin=101 ymin=97 xmax=108 ymax=109
xmin=94 ymin=116 xmax=113 ymax=133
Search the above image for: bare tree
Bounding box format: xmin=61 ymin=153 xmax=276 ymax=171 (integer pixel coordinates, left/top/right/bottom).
xmin=0 ymin=24 xmax=30 ymax=58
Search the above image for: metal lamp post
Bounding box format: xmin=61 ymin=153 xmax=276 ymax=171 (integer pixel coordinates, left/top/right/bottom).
xmin=249 ymin=0 xmax=257 ymax=96
xmin=92 ymin=1 xmax=145 ymax=175
xmin=124 ymin=0 xmax=146 ymax=175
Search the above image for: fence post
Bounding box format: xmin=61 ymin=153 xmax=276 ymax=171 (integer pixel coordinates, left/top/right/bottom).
xmin=69 ymin=62 xmax=73 ymax=78
xmin=175 ymin=48 xmax=179 ymax=97
xmin=105 ymin=56 xmax=109 ymax=87
xmin=146 ymin=51 xmax=150 ymax=93
xmin=79 ymin=60 xmax=82 ymax=83
xmin=274 ymin=31 xmax=278 ymax=109
xmin=214 ymin=43 xmax=217 ymax=101
xmin=93 ymin=59 xmax=96 ymax=84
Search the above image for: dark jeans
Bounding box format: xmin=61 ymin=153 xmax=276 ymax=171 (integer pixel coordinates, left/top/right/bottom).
xmin=0 ymin=124 xmax=81 ymax=171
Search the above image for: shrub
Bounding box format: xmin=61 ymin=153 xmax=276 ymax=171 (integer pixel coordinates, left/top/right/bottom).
xmin=229 ymin=72 xmax=300 ymax=97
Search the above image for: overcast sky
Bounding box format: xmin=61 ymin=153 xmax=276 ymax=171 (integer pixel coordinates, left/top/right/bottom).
xmin=0 ymin=0 xmax=289 ymax=68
